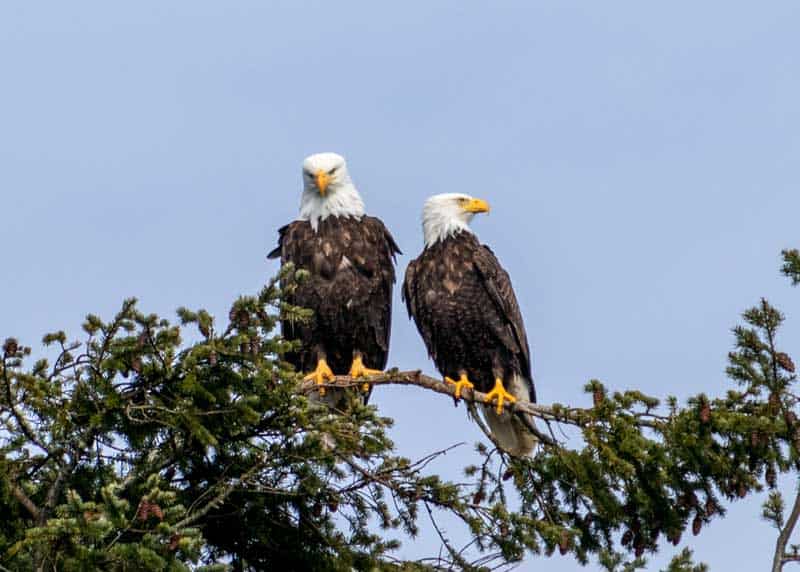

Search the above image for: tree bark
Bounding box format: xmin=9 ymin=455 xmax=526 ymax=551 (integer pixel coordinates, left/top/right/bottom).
xmin=772 ymin=483 xmax=800 ymax=572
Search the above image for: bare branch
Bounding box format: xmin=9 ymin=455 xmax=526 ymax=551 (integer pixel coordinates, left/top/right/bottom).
xmin=10 ymin=483 xmax=41 ymax=521
xmin=773 ymin=486 xmax=800 ymax=572
xmin=300 ymin=369 xmax=664 ymax=442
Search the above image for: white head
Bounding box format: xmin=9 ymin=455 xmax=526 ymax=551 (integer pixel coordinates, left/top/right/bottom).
xmin=422 ymin=193 xmax=491 ymax=247
xmin=299 ymin=152 xmax=365 ymax=230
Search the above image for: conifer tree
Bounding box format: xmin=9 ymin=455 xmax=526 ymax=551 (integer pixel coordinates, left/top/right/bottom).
xmin=1 ymin=252 xmax=799 ymax=570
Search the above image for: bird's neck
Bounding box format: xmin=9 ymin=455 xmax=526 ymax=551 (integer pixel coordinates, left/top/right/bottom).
xmin=423 ymin=215 xmax=473 ymax=247
xmin=299 ymin=184 xmax=365 ymax=231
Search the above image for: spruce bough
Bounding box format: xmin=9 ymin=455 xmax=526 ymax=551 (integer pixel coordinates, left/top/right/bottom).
xmin=1 ymin=254 xmax=799 ymax=570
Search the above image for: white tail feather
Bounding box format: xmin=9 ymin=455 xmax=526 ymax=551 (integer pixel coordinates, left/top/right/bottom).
xmin=480 ymin=374 xmax=537 ymax=457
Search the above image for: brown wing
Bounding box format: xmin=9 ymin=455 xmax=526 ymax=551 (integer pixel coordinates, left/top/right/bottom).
xmin=267 ymin=216 xmax=400 ymax=366
xmin=358 ymin=216 xmax=401 ymax=354
xmin=402 ymin=256 xmax=438 ymax=360
xmin=267 ymin=222 xmax=304 ymax=264
xmin=473 ymin=245 xmax=532 ymax=383
xmin=267 ymin=221 xmax=319 ymax=271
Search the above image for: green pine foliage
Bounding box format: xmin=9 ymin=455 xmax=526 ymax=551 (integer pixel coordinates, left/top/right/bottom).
xmin=782 ymin=249 xmax=800 ymax=286
xmin=2 ymin=254 xmax=800 ymax=570
xmin=0 ymin=266 xmax=471 ymax=570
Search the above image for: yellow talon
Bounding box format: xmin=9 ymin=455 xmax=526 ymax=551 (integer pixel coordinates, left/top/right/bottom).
xmin=349 ymin=355 xmax=382 ymax=393
xmin=445 ymin=373 xmax=475 ymax=400
xmin=484 ymin=378 xmax=517 ymax=415
xmin=303 ymin=359 xmax=335 ymax=396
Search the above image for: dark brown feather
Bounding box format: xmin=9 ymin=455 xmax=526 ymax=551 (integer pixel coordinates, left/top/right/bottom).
xmin=270 ymin=215 xmax=400 ymax=403
xmin=402 ymin=231 xmax=535 ymax=402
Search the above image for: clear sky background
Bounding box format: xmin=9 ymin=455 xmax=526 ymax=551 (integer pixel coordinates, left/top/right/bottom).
xmin=2 ymin=2 xmax=799 ymax=569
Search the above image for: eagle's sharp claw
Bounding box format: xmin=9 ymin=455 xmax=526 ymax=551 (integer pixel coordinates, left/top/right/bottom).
xmin=349 ymin=355 xmax=382 ymax=378
xmin=303 ymin=359 xmax=335 ymax=396
xmin=484 ymin=378 xmax=517 ymax=415
xmin=349 ymin=355 xmax=382 ymax=393
xmin=445 ymin=374 xmax=475 ymax=400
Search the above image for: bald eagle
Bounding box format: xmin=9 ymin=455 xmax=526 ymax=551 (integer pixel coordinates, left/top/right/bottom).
xmin=268 ymin=153 xmax=400 ymax=404
xmin=402 ymin=193 xmax=536 ymax=456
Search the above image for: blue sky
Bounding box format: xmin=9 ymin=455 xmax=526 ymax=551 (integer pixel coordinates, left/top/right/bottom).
xmin=2 ymin=2 xmax=799 ymax=569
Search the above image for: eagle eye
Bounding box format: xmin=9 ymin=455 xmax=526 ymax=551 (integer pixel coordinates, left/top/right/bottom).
xmin=327 ymin=167 xmax=337 ymax=175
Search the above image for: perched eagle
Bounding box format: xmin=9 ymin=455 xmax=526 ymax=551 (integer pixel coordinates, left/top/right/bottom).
xmin=268 ymin=153 xmax=400 ymax=404
xmin=402 ymin=193 xmax=536 ymax=456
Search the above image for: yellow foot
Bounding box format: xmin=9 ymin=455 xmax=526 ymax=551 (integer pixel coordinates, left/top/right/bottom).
xmin=349 ymin=355 xmax=382 ymax=393
xmin=484 ymin=378 xmax=517 ymax=415
xmin=303 ymin=359 xmax=335 ymax=396
xmin=445 ymin=373 xmax=475 ymax=400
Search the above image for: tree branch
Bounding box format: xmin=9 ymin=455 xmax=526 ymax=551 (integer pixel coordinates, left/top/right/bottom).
xmin=10 ymin=483 xmax=41 ymax=521
xmin=2 ymin=356 xmax=51 ymax=455
xmin=300 ymin=369 xmax=664 ymax=447
xmin=773 ymin=484 xmax=800 ymax=572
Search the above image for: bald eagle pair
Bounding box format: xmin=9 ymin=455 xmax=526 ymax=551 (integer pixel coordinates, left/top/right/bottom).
xmin=268 ymin=153 xmax=536 ymax=456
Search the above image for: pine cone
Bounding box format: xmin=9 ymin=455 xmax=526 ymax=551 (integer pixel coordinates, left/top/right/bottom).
xmin=767 ymin=464 xmax=777 ymax=488
xmin=737 ymin=482 xmax=747 ymax=498
xmin=769 ymin=393 xmax=781 ymax=416
xmin=699 ymin=401 xmax=711 ymax=424
xmin=751 ymin=430 xmax=761 ymax=448
xmin=168 ymin=533 xmax=182 ymax=551
xmin=593 ymin=387 xmax=603 ymax=407
xmin=622 ymin=530 xmax=633 ymax=547
xmin=705 ymin=497 xmax=717 ymax=516
xmin=692 ymin=515 xmax=702 ymax=536
xmin=150 ymin=503 xmax=164 ymax=521
xmin=83 ymin=510 xmax=101 ymax=522
xmin=558 ymin=530 xmax=570 ymax=555
xmin=473 ymin=490 xmax=485 ymax=505
xmin=503 ymin=468 xmax=514 ymax=481
xmin=668 ymin=530 xmax=682 ymax=546
xmin=136 ymin=500 xmax=151 ymax=521
xmin=777 ymin=352 xmax=796 ymax=373
xmin=2 ymin=338 xmax=18 ymax=356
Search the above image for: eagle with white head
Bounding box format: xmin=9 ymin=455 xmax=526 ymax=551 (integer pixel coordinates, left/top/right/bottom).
xmin=403 ymin=193 xmax=537 ymax=456
xmin=269 ymin=153 xmax=400 ymax=405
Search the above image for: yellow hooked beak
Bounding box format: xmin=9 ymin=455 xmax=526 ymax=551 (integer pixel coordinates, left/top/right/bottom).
xmin=315 ymin=171 xmax=330 ymax=196
xmin=462 ymin=197 xmax=490 ymax=214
